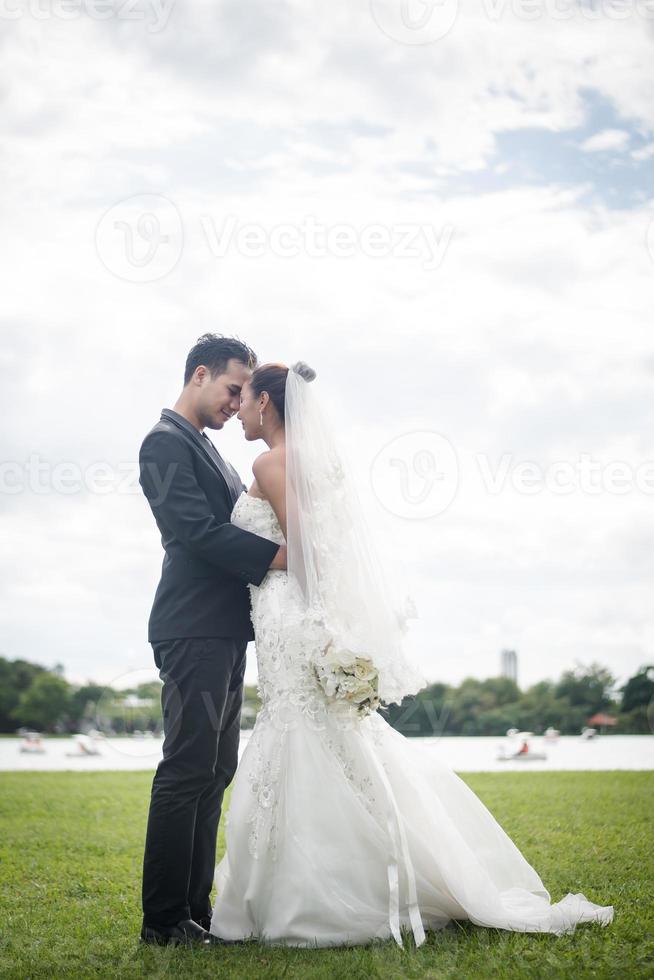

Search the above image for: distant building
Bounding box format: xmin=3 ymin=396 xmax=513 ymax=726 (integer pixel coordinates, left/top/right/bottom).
xmin=121 ymin=694 xmax=154 ymax=708
xmin=500 ymin=649 xmax=518 ymax=684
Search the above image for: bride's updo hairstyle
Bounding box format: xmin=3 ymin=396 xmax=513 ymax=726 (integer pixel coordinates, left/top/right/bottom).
xmin=250 ymin=361 xmax=316 ymax=424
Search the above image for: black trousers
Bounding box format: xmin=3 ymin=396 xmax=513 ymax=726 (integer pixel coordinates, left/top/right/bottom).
xmin=141 ymin=636 xmax=247 ymax=927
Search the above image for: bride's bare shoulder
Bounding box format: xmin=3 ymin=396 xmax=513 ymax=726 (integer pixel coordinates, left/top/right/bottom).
xmin=253 ymin=446 xmax=285 ymax=473
xmin=251 ymin=448 xmax=286 ymax=514
xmin=252 ymin=446 xmax=285 ymax=490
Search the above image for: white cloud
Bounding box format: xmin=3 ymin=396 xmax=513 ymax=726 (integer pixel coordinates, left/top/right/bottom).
xmin=579 ymin=128 xmax=631 ymax=152
xmin=631 ymin=141 xmax=654 ymax=161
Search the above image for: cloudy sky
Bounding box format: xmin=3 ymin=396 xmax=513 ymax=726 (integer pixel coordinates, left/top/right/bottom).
xmin=1 ymin=0 xmax=653 ymax=696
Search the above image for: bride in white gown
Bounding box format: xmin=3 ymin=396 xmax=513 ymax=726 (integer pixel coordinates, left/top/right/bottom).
xmin=210 ymin=361 xmax=614 ymax=948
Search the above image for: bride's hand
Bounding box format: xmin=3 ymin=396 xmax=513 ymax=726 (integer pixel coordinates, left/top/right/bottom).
xmin=270 ymin=544 xmax=287 ymax=571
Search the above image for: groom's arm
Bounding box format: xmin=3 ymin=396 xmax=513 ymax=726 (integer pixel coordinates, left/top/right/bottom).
xmin=139 ymin=429 xmax=284 ymax=585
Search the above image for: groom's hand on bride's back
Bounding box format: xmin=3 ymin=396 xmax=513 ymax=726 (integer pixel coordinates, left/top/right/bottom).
xmin=270 ymin=544 xmax=287 ymax=570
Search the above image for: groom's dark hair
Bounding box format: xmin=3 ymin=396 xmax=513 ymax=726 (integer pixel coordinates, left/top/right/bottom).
xmin=184 ymin=333 xmax=258 ymax=385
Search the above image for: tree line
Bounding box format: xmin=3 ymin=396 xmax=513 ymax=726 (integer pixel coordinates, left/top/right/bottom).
xmin=382 ymin=662 xmax=653 ymax=737
xmin=0 ymin=656 xmax=262 ymax=735
xmin=0 ymin=655 xmax=652 ymax=736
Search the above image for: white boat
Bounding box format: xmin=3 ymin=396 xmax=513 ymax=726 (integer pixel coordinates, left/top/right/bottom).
xmin=544 ymin=727 xmax=560 ymax=742
xmin=497 ymin=731 xmax=548 ymax=762
xmin=580 ymin=726 xmax=598 ymax=740
xmin=19 ymin=731 xmax=46 ymax=754
xmin=65 ymin=733 xmax=103 ymax=757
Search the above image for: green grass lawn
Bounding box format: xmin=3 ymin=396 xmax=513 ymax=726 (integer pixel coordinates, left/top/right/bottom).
xmin=0 ymin=770 xmax=651 ymax=979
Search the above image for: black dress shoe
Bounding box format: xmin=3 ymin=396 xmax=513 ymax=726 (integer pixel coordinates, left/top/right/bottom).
xmin=139 ymin=917 xmax=223 ymax=946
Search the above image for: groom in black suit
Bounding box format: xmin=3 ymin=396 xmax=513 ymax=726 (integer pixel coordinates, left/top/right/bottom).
xmin=138 ymin=334 xmax=284 ymax=946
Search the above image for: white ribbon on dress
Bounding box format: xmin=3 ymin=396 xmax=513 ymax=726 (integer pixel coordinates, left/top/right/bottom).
xmin=363 ymin=738 xmax=426 ymax=948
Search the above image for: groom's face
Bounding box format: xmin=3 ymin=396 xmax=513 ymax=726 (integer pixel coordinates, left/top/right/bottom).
xmin=196 ymin=357 xmax=252 ymax=430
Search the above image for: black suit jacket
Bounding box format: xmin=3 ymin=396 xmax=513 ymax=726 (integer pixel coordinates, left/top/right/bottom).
xmin=139 ymin=409 xmax=280 ymax=642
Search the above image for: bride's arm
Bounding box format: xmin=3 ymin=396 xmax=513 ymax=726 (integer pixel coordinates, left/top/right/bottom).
xmin=253 ymin=451 xmax=287 ymax=540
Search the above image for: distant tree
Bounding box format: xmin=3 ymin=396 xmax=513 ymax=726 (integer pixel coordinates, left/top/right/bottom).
xmin=134 ymin=682 xmax=163 ymax=701
xmin=11 ymin=673 xmax=72 ymax=732
xmin=511 ymin=680 xmax=571 ymax=733
xmin=554 ymin=662 xmax=617 ymax=716
xmin=618 ymin=665 xmax=654 ymax=734
xmin=480 ymin=676 xmax=521 ymax=707
xmin=452 ymin=678 xmax=487 ymax=735
xmin=620 ymin=665 xmax=654 ymax=713
xmin=69 ymin=683 xmax=106 ymax=729
xmin=476 ymin=705 xmax=522 ymax=736
xmin=0 ymin=657 xmax=46 ymax=732
xmin=384 ymin=682 xmax=454 ymax=736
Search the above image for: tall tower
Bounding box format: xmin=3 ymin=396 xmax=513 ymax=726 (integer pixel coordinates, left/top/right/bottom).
xmin=500 ymin=648 xmax=518 ymax=684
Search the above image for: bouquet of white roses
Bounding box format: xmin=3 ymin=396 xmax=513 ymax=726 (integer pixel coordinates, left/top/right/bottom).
xmin=313 ymin=640 xmax=381 ymax=717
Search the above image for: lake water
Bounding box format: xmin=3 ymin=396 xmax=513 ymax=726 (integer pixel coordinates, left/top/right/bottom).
xmin=1 ymin=733 xmax=652 ymax=773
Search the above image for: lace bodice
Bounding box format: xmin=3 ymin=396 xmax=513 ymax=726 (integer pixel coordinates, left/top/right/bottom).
xmin=231 ymin=490 xmax=286 ymax=546
xmin=230 ymin=491 xmax=326 ymax=718
xmin=229 ymin=490 xmax=363 ymax=729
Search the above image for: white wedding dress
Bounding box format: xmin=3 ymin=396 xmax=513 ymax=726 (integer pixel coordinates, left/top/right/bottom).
xmin=210 ymin=491 xmax=614 ymax=947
